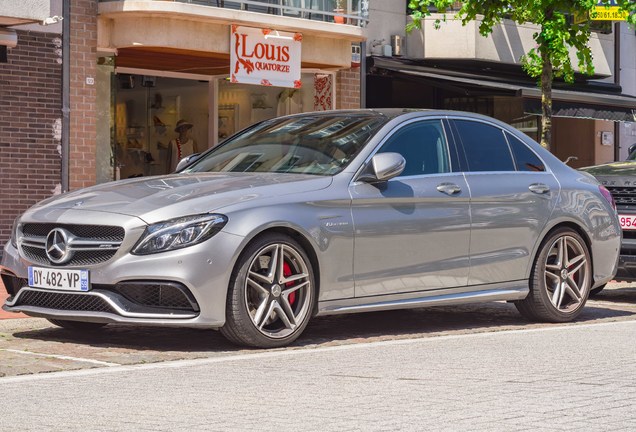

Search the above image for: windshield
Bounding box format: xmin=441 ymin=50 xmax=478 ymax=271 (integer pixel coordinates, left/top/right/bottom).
xmin=183 ymin=113 xmax=387 ymax=176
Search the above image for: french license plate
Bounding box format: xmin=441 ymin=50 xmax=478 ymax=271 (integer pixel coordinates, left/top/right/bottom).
xmin=28 ymin=267 xmax=90 ymax=291
xmin=619 ymin=214 xmax=636 ymax=231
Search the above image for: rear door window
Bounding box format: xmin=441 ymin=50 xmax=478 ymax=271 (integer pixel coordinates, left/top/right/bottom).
xmin=453 ymin=120 xmax=515 ymax=172
xmin=505 ymin=132 xmax=546 ymax=172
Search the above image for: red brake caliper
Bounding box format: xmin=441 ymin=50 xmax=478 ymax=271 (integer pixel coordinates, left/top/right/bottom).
xmin=283 ymin=261 xmax=296 ymax=305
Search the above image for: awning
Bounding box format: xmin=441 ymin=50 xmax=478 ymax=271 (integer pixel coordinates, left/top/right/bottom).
xmin=370 ymin=56 xmax=636 ymax=122
xmin=523 ymin=99 xmax=636 ymax=122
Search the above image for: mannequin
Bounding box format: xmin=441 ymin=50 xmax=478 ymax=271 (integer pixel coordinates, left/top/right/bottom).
xmin=168 ymin=119 xmax=198 ymax=172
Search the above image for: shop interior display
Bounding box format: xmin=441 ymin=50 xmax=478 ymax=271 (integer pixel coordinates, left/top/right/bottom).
xmin=113 ymin=73 xmax=329 ymax=179
xmin=115 ymin=92 xmax=175 ymax=179
xmin=115 ymin=75 xmax=201 ymax=179
xmin=148 ymin=93 xmax=179 ymax=175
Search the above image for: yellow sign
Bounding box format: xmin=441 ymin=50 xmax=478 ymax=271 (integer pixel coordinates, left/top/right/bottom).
xmin=590 ymin=6 xmax=629 ymax=21
xmin=573 ymin=11 xmax=588 ymax=24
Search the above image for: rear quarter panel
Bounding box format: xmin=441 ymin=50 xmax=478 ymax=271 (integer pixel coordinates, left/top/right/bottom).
xmin=537 ymin=173 xmax=620 ymax=287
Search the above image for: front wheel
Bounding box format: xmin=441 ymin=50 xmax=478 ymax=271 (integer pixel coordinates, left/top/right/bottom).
xmin=221 ymin=233 xmax=315 ymax=348
xmin=515 ymin=228 xmax=592 ymax=322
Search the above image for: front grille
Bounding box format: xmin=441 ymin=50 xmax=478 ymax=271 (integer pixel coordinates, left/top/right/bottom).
xmin=22 ymin=224 xmax=124 ymax=241
xmin=108 ymin=282 xmax=197 ymax=312
xmin=22 ymin=245 xmax=118 ymax=267
xmin=623 ymin=231 xmax=636 ymax=240
xmin=15 ymin=290 xmax=115 ymax=313
xmin=19 ymin=223 xmax=124 ymax=267
xmin=606 ymin=187 xmax=636 ymax=206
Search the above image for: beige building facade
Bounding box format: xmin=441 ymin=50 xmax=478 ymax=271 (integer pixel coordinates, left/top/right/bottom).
xmin=365 ymin=0 xmax=636 ymax=168
xmin=93 ymin=0 xmax=366 ymax=183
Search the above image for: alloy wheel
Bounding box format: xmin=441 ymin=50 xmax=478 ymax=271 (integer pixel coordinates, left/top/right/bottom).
xmin=244 ymin=243 xmax=312 ymax=339
xmin=543 ymin=235 xmax=590 ymax=312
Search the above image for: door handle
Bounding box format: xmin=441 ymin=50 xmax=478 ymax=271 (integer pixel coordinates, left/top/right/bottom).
xmin=437 ymin=183 xmax=462 ymax=196
xmin=529 ymin=183 xmax=550 ymax=194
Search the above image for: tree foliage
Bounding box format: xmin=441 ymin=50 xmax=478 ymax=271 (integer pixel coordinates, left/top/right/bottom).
xmin=407 ymin=0 xmax=636 ymax=150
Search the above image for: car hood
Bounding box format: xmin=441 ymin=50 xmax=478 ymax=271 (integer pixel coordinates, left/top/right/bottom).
xmin=28 ymin=173 xmax=333 ymax=224
xmin=579 ymin=161 xmax=636 ymax=177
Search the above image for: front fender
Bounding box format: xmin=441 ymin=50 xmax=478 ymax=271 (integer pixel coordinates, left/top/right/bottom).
xmin=223 ymin=200 xmax=356 ymax=302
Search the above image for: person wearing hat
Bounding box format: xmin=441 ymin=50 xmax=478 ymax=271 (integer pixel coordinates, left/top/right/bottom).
xmin=168 ymin=119 xmax=199 ymax=172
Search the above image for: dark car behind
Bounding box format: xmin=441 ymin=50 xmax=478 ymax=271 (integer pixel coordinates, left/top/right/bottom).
xmin=581 ymin=160 xmax=636 ymax=283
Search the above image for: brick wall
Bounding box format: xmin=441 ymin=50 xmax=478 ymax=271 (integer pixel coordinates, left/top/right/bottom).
xmin=69 ymin=0 xmax=98 ymax=190
xmin=336 ymin=68 xmax=361 ymax=109
xmin=0 ymin=30 xmax=62 ymax=249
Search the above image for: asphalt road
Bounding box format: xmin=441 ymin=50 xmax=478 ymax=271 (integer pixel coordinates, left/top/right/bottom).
xmin=0 ymin=283 xmax=635 ymax=431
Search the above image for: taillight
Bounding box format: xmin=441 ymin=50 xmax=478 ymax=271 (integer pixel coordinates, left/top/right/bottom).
xmin=599 ymin=185 xmax=616 ymax=212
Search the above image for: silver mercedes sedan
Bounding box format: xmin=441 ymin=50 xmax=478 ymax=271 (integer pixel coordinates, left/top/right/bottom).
xmin=1 ymin=110 xmax=620 ymax=347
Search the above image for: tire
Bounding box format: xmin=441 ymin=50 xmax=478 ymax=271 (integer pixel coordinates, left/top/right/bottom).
xmin=589 ymin=284 xmax=606 ymax=297
xmin=47 ymin=319 xmax=107 ymax=331
xmin=221 ymin=233 xmax=316 ymax=348
xmin=515 ymin=227 xmax=592 ymax=322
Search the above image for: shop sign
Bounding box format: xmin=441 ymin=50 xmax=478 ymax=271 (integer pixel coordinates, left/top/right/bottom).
xmin=591 ymin=1 xmax=629 ymax=21
xmin=230 ymin=25 xmax=302 ymax=89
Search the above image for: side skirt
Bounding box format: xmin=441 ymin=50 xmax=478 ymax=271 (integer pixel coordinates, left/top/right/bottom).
xmin=317 ymin=282 xmax=529 ymax=316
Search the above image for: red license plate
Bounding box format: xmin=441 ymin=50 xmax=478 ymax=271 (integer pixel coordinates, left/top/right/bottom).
xmin=619 ymin=215 xmax=636 ymax=230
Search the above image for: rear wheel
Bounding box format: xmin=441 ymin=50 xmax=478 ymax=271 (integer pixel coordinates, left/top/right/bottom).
xmin=221 ymin=233 xmax=315 ymax=348
xmin=515 ymin=228 xmax=591 ymax=322
xmin=47 ymin=319 xmax=107 ymax=331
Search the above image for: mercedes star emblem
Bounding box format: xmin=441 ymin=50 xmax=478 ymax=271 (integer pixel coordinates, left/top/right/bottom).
xmin=45 ymin=228 xmax=73 ymax=264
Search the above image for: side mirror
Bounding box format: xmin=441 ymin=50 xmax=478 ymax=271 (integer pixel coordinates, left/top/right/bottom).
xmin=175 ymin=153 xmax=201 ymax=172
xmin=357 ymin=152 xmax=406 ymax=183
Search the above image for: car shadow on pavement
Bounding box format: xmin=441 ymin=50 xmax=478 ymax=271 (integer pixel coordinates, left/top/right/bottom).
xmin=11 ymin=325 xmax=238 ymax=353
xmin=10 ymin=301 xmax=635 ymax=353
xmin=591 ymin=287 xmax=636 ymax=305
xmin=297 ymin=302 xmax=635 ymax=346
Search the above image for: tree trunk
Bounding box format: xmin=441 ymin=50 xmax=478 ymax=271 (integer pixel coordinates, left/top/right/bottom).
xmin=540 ymin=49 xmax=553 ymax=151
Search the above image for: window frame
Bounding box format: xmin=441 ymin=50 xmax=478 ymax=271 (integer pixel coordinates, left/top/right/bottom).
xmin=448 ymin=118 xmax=518 ymax=173
xmin=352 ymin=117 xmax=458 ymax=183
xmin=503 ymin=130 xmax=548 ymax=173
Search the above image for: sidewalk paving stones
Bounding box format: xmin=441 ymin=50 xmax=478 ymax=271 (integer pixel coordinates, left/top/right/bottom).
xmin=0 ymin=282 xmax=634 ymax=378
xmin=0 ymin=319 xmax=634 ymax=431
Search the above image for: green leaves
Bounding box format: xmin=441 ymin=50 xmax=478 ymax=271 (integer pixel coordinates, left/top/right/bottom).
xmin=406 ymin=0 xmax=635 ymax=149
xmin=407 ymin=1 xmax=635 ymax=81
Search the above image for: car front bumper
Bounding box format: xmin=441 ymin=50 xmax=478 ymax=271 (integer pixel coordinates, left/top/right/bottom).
xmin=1 ymin=226 xmax=245 ymax=328
xmin=614 ymin=254 xmax=636 ymax=282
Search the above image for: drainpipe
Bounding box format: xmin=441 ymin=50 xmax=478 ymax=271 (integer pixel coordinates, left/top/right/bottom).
xmin=614 ymin=22 xmax=621 ymax=161
xmin=360 ymin=41 xmax=366 ymax=108
xmin=61 ymin=0 xmax=70 ymax=192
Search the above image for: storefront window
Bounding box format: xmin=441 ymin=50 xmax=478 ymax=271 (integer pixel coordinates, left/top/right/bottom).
xmin=112 ymin=71 xmax=334 ymax=180
xmin=96 ymin=59 xmax=115 ymax=184
xmin=217 ymin=72 xmax=334 ymax=142
xmin=114 ymin=75 xmax=209 ymax=179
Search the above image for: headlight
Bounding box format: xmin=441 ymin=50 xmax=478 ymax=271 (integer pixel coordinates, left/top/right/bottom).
xmin=10 ymin=217 xmax=21 ymax=249
xmin=132 ymin=214 xmax=228 ymax=255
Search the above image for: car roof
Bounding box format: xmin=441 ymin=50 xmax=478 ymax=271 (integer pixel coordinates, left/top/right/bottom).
xmin=289 ymin=108 xmax=505 ymax=123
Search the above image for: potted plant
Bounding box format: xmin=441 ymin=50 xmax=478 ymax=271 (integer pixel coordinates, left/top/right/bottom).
xmin=334 ymin=0 xmax=346 ymax=24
